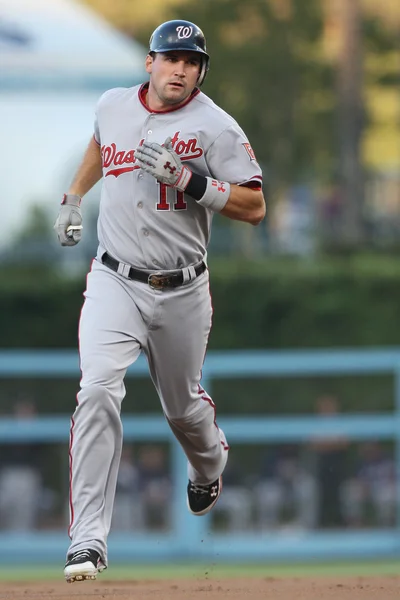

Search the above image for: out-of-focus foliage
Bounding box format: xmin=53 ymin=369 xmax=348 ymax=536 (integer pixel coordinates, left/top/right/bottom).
xmin=15 ymin=205 xmax=54 ymax=243
xmin=81 ymin=0 xmax=189 ymax=36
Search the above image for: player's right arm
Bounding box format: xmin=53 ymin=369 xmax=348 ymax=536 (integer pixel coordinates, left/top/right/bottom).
xmin=54 ymin=137 xmax=103 ymax=246
xmin=68 ymin=136 xmax=103 ymax=197
xmin=54 ymin=89 xmax=123 ymax=246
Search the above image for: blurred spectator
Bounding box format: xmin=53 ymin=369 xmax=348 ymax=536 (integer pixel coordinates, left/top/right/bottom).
xmin=254 ymin=444 xmax=318 ymax=531
xmin=0 ymin=398 xmax=44 ymax=531
xmin=137 ymin=445 xmax=171 ymax=530
xmin=211 ymin=459 xmax=252 ymax=532
xmin=318 ymin=181 xmax=344 ymax=246
xmin=341 ymin=442 xmax=396 ymax=528
xmin=309 ymin=395 xmax=349 ymax=528
xmin=270 ymin=186 xmax=315 ymax=256
xmin=112 ymin=444 xmax=141 ymax=531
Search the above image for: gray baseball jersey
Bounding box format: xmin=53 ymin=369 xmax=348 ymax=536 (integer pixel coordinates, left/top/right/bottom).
xmin=94 ymin=84 xmax=262 ymax=269
xmin=67 ymin=83 xmax=262 ymax=566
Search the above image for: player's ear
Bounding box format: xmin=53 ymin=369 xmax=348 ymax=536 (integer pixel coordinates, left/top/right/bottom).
xmin=145 ymin=54 xmax=153 ymax=74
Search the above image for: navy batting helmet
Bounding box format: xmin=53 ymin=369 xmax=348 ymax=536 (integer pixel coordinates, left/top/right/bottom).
xmin=149 ymin=20 xmax=209 ymax=86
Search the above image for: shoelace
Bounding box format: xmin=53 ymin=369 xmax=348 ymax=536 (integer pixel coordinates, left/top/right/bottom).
xmin=71 ymin=550 xmax=93 ymax=562
xmin=189 ymin=483 xmax=212 ymax=495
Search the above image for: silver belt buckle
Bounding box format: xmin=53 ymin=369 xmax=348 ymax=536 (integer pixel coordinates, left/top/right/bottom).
xmin=148 ymin=272 xmax=167 ymax=290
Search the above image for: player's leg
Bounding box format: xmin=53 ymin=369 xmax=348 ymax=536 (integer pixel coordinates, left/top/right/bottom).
xmin=65 ymin=261 xmax=145 ymax=581
xmin=145 ymin=270 xmax=228 ymax=514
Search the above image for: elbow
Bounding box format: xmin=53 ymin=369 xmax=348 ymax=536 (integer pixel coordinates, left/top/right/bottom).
xmin=248 ymin=191 xmax=266 ymax=225
xmin=249 ymin=203 xmax=266 ymax=226
xmin=250 ymin=213 xmax=265 ymax=226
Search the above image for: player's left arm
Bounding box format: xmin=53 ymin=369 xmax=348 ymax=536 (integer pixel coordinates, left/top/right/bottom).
xmin=134 ymin=125 xmax=265 ymax=225
xmin=219 ymin=183 xmax=265 ymax=226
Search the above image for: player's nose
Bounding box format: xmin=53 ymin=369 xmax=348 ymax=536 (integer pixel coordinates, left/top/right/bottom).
xmin=174 ymin=61 xmax=186 ymax=76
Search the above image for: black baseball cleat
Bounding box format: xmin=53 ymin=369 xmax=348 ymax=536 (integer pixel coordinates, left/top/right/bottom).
xmin=64 ymin=549 xmax=101 ymax=583
xmin=187 ymin=475 xmax=222 ymax=516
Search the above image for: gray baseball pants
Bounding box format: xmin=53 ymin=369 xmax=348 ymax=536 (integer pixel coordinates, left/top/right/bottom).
xmin=67 ymin=260 xmax=228 ymax=565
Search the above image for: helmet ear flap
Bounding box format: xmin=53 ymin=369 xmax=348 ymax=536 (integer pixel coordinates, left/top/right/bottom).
xmin=197 ymin=56 xmax=209 ymax=86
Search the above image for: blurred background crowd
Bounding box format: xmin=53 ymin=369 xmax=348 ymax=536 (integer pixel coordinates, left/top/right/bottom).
xmin=1 ymin=0 xmax=400 ymax=541
xmin=0 ymin=394 xmax=396 ymax=533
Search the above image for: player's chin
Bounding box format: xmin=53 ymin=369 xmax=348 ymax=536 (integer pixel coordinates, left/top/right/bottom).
xmin=165 ymin=84 xmax=188 ymax=102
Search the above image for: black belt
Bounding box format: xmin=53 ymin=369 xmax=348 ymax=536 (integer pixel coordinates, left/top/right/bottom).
xmin=101 ymin=252 xmax=206 ymax=290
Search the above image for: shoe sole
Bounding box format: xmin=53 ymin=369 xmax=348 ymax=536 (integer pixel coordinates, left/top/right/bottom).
xmin=64 ymin=562 xmax=98 ymax=583
xmin=187 ymin=475 xmax=223 ymax=516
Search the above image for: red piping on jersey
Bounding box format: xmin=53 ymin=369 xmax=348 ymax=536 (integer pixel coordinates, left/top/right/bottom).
xmin=93 ymin=134 xmax=101 ymax=146
xmin=139 ymin=82 xmax=200 ymax=114
xmin=241 ymin=175 xmax=262 ymax=184
xmin=199 ymin=384 xmax=230 ymax=451
xmin=242 ymin=184 xmax=262 ymax=191
xmin=68 ymin=259 xmax=95 ymax=539
xmin=239 ymin=175 xmax=263 ymax=191
xmin=68 ymin=414 xmax=75 ymax=539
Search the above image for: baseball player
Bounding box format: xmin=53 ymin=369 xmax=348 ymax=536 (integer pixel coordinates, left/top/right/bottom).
xmin=55 ymin=19 xmax=265 ymax=583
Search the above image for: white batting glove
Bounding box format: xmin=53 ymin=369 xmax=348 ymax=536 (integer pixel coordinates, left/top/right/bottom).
xmin=134 ymin=137 xmax=192 ymax=191
xmin=54 ymin=194 xmax=83 ymax=246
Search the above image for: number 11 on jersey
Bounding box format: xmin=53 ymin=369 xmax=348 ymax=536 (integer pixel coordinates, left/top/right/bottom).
xmin=156 ymin=182 xmax=187 ymax=211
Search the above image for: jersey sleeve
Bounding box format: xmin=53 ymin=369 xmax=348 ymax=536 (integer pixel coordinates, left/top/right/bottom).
xmin=93 ymin=93 xmax=104 ymax=146
xmin=94 ymin=114 xmax=101 ymax=146
xmin=93 ymin=88 xmax=126 ymax=147
xmin=205 ymin=125 xmax=263 ymax=187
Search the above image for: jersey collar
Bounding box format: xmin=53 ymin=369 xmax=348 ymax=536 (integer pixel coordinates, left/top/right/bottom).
xmin=139 ymin=82 xmax=200 ymax=114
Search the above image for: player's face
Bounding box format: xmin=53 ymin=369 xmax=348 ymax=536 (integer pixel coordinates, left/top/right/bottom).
xmin=146 ymin=51 xmax=202 ymax=109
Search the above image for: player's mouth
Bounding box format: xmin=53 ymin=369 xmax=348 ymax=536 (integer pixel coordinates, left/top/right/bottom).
xmin=168 ymin=81 xmax=185 ymax=90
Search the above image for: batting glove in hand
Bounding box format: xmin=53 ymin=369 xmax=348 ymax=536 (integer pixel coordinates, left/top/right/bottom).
xmin=54 ymin=194 xmax=83 ymax=246
xmin=134 ymin=137 xmax=192 ymax=191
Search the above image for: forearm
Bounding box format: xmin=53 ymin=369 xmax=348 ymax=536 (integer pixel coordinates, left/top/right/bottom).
xmin=183 ymin=172 xmax=265 ymax=225
xmin=68 ymin=137 xmax=103 ymax=197
xmin=220 ymin=185 xmax=266 ymax=226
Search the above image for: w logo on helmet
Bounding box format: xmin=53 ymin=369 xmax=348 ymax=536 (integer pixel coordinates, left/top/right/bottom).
xmin=176 ymin=25 xmax=193 ymax=39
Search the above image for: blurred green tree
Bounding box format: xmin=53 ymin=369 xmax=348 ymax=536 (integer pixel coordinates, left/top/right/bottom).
xmin=14 ymin=204 xmax=53 ymax=243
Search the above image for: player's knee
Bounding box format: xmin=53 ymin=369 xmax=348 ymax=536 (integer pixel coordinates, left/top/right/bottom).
xmin=78 ymin=381 xmax=122 ymax=412
xmin=166 ymin=405 xmax=209 ymax=427
xmin=166 ymin=414 xmax=188 ymax=426
xmin=80 ymin=357 xmax=122 ymax=389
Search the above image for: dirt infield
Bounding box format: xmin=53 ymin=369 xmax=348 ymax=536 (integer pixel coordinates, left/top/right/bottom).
xmin=1 ymin=576 xmax=399 ymax=599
